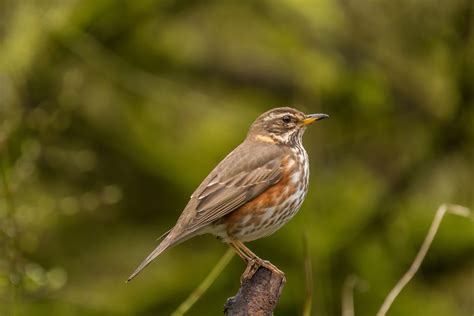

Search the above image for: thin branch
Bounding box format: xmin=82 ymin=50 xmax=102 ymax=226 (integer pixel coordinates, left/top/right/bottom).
xmin=171 ymin=248 xmax=234 ymax=316
xmin=341 ymin=275 xmax=358 ymax=316
xmin=376 ymin=203 xmax=472 ymax=316
xmin=302 ymin=232 xmax=313 ymax=316
xmin=341 ymin=274 xmax=369 ymax=316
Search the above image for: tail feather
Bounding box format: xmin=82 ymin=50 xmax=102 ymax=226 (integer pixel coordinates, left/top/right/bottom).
xmin=127 ymin=228 xmax=202 ymax=282
xmin=127 ymin=237 xmax=174 ymax=282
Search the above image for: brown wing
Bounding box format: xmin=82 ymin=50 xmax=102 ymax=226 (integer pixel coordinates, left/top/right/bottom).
xmin=178 ymin=140 xmax=285 ymax=237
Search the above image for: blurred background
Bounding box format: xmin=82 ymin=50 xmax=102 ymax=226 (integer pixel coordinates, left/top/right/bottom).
xmin=0 ymin=0 xmax=473 ymax=315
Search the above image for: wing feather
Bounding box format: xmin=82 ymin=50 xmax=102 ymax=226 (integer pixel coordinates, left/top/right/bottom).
xmin=179 ymin=143 xmax=285 ymax=236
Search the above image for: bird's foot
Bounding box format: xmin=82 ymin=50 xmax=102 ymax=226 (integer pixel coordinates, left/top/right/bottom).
xmin=258 ymin=259 xmax=286 ymax=283
xmin=241 ymin=258 xmax=260 ymax=283
xmin=240 ymin=257 xmax=286 ymax=284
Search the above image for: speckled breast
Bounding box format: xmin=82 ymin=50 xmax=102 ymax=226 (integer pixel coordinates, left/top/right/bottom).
xmin=215 ymin=145 xmax=309 ymax=242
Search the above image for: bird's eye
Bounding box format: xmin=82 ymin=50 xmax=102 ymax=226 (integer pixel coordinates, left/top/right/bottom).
xmin=282 ymin=115 xmax=292 ymax=123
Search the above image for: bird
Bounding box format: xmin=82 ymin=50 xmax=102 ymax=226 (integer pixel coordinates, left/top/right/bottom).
xmin=127 ymin=107 xmax=328 ymax=282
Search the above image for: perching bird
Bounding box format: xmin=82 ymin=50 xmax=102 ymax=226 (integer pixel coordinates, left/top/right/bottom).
xmin=128 ymin=107 xmax=328 ymax=282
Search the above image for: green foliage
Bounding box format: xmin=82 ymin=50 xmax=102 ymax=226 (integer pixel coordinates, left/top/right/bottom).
xmin=0 ymin=0 xmax=473 ymax=315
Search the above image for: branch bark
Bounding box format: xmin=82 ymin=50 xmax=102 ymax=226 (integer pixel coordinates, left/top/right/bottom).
xmin=224 ymin=265 xmax=285 ymax=316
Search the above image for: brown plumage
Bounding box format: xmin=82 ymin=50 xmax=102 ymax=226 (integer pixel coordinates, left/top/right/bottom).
xmin=127 ymin=107 xmax=328 ymax=282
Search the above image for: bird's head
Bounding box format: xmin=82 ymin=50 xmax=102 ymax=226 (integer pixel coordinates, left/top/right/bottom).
xmin=248 ymin=107 xmax=329 ymax=145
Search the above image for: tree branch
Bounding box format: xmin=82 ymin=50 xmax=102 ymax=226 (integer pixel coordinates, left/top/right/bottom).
xmin=224 ymin=265 xmax=285 ymax=316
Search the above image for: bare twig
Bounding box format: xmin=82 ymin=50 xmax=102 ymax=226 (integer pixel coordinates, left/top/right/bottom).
xmin=376 ymin=203 xmax=472 ymax=316
xmin=341 ymin=274 xmax=369 ymax=316
xmin=302 ymin=233 xmax=313 ymax=316
xmin=171 ymin=248 xmax=234 ymax=316
xmin=341 ymin=275 xmax=358 ymax=316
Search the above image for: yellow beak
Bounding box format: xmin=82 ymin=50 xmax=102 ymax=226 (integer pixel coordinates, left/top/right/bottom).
xmin=302 ymin=113 xmax=329 ymax=125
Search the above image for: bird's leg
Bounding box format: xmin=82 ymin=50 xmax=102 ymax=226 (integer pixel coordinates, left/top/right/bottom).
xmin=229 ymin=241 xmax=252 ymax=261
xmin=229 ymin=240 xmax=259 ymax=283
xmin=234 ymin=240 xmax=285 ymax=275
xmin=233 ymin=240 xmax=286 ymax=283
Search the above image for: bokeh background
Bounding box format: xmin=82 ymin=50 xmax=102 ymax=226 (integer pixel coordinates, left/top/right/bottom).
xmin=1 ymin=0 xmax=473 ymax=315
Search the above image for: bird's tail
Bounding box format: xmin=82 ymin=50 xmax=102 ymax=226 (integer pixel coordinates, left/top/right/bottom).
xmin=127 ymin=234 xmax=176 ymax=282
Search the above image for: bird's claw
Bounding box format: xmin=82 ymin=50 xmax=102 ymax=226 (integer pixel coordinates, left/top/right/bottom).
xmin=241 ymin=259 xmax=260 ymax=283
xmin=240 ymin=258 xmax=286 ymax=284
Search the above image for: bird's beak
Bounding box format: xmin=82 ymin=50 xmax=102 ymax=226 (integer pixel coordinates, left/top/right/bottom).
xmin=302 ymin=113 xmax=330 ymax=125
